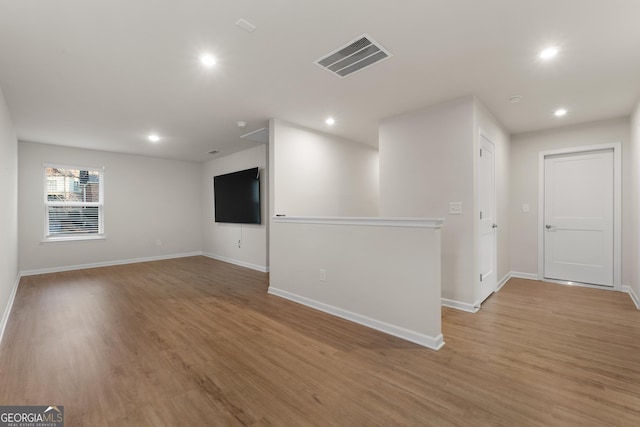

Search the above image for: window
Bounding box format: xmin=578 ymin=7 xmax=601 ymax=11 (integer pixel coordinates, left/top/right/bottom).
xmin=44 ymin=165 xmax=104 ymax=240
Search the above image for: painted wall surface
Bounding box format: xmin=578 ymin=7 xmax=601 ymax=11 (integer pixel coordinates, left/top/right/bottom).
xmin=202 ymin=145 xmax=268 ymax=271
xmin=0 ymin=86 xmax=19 ymax=340
xmin=19 ymin=142 xmax=203 ymax=272
xmin=474 ymin=98 xmax=511 ymax=286
xmin=269 ymin=219 xmax=443 ymax=349
xmin=630 ymin=103 xmax=640 ymax=302
xmin=379 ymin=97 xmax=476 ymax=305
xmin=272 ymin=119 xmax=379 ymax=217
xmin=509 ymin=118 xmax=632 ymax=284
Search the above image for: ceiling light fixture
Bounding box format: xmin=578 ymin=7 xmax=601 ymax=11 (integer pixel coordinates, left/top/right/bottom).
xmin=507 ymin=95 xmax=523 ymax=104
xmin=554 ymin=108 xmax=568 ymax=117
xmin=200 ymin=53 xmax=217 ymax=67
xmin=148 ymin=134 xmax=160 ymax=142
xmin=325 ymin=117 xmax=335 ymax=125
xmin=539 ymin=46 xmax=559 ymax=59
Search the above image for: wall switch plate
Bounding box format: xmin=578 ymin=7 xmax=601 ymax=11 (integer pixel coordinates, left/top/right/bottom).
xmin=522 ymin=204 xmax=530 ymax=213
xmin=449 ymin=202 xmax=462 ymax=215
xmin=319 ymin=269 xmax=326 ymax=282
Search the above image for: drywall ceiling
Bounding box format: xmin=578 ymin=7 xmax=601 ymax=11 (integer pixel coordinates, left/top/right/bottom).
xmin=0 ymin=0 xmax=639 ymax=162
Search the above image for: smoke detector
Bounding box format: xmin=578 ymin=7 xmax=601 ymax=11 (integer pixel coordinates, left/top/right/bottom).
xmin=315 ymin=34 xmax=391 ymax=78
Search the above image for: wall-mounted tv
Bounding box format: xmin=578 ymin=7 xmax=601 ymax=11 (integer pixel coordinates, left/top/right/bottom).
xmin=214 ymin=167 xmax=261 ymax=224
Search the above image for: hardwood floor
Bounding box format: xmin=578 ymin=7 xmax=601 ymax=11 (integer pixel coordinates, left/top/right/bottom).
xmin=1 ymin=257 xmax=639 ymax=426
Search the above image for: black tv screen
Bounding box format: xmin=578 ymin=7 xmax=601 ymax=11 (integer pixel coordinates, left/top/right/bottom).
xmin=214 ymin=167 xmax=261 ymax=224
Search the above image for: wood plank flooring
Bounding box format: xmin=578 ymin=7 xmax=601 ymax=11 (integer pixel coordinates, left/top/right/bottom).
xmin=1 ymin=256 xmax=639 ymax=426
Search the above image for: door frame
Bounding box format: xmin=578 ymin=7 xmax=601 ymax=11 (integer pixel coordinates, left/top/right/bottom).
xmin=537 ymin=142 xmax=621 ymax=291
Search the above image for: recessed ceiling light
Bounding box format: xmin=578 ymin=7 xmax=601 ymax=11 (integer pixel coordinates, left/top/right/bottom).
xmin=539 ymin=46 xmax=559 ymax=59
xmin=554 ymin=108 xmax=568 ymax=117
xmin=148 ymin=134 xmax=160 ymax=142
xmin=325 ymin=117 xmax=335 ymax=125
xmin=199 ymin=53 xmax=216 ymax=67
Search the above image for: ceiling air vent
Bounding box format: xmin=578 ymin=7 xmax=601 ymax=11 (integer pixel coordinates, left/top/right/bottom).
xmin=315 ymin=34 xmax=391 ymax=78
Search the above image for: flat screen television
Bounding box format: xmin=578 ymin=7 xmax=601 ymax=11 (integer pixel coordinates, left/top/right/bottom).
xmin=214 ymin=167 xmax=261 ymax=224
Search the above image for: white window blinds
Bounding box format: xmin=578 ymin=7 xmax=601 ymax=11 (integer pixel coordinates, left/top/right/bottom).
xmin=44 ymin=165 xmax=104 ymax=238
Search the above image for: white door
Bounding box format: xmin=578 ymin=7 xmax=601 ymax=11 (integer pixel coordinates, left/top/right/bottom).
xmin=544 ymin=150 xmax=614 ymax=286
xmin=478 ymin=134 xmax=497 ymax=304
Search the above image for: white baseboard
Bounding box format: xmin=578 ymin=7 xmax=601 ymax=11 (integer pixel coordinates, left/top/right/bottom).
xmin=202 ymin=253 xmax=269 ymax=273
xmin=20 ymin=252 xmax=203 ymax=276
xmin=622 ymin=285 xmax=640 ymax=310
xmin=0 ymin=274 xmax=21 ymax=348
xmin=441 ymin=298 xmax=479 ymax=313
xmin=496 ymin=272 xmax=512 ymax=292
xmin=268 ymin=287 xmax=444 ymax=351
xmin=510 ymin=271 xmax=539 ymax=280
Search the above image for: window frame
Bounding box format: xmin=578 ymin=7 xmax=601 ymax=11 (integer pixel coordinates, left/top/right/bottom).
xmin=43 ymin=163 xmax=105 ymax=242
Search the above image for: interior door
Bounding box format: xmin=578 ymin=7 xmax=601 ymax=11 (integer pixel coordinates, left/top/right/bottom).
xmin=478 ymin=134 xmax=496 ymax=304
xmin=544 ymin=150 xmax=614 ymax=286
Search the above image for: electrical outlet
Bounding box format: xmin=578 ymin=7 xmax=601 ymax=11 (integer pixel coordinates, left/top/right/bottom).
xmin=319 ymin=269 xmax=326 ymax=282
xmin=522 ymin=204 xmax=530 ymax=213
xmin=156 ymin=239 xmax=162 ymax=246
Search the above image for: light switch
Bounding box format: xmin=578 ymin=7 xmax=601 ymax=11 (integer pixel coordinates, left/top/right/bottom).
xmin=449 ymin=202 xmax=462 ymax=215
xmin=522 ymin=204 xmax=530 ymax=213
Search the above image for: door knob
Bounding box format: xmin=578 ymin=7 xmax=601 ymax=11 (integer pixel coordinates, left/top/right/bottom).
xmin=546 ymin=224 xmax=553 ymax=229
xmin=492 ymin=223 xmax=498 ymax=228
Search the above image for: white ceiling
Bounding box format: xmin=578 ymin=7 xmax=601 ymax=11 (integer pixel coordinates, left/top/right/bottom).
xmin=1 ymin=0 xmax=639 ymax=162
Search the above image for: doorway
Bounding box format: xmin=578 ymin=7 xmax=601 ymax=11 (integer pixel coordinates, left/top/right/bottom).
xmin=538 ymin=144 xmax=621 ymax=289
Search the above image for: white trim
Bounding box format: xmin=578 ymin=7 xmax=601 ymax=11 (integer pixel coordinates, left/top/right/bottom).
xmin=511 ymin=271 xmax=539 ymax=280
xmin=201 ymin=252 xmax=269 ymax=273
xmin=441 ymin=298 xmax=479 ymax=313
xmin=41 ymin=235 xmax=107 ymax=243
xmin=0 ymin=274 xmax=21 ymax=348
xmin=273 ymin=216 xmax=444 ymax=229
xmin=496 ymin=272 xmax=511 ymax=291
xmin=622 ymin=286 xmax=640 ymax=310
xmin=537 ymin=143 xmax=622 ymax=290
xmin=20 ymin=252 xmax=202 ymax=276
xmin=269 ymin=287 xmax=444 ymax=350
xmin=43 ymin=162 xmax=105 ymax=171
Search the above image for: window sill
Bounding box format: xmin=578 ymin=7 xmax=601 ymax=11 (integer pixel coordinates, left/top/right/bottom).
xmin=42 ymin=235 xmax=107 ymax=244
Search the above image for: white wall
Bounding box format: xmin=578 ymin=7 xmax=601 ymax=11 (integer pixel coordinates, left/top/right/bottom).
xmin=509 ymin=118 xmax=632 ymax=284
xmin=19 ymin=141 xmax=203 ymax=273
xmin=379 ymin=97 xmax=477 ymax=305
xmin=202 ymin=145 xmax=268 ymax=272
xmin=0 ymin=86 xmax=19 ymax=342
xmin=272 ymin=119 xmax=379 ymax=217
xmin=269 ymin=218 xmax=443 ymax=350
xmin=474 ymin=99 xmax=511 ymax=285
xmin=630 ymin=103 xmax=640 ymax=305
